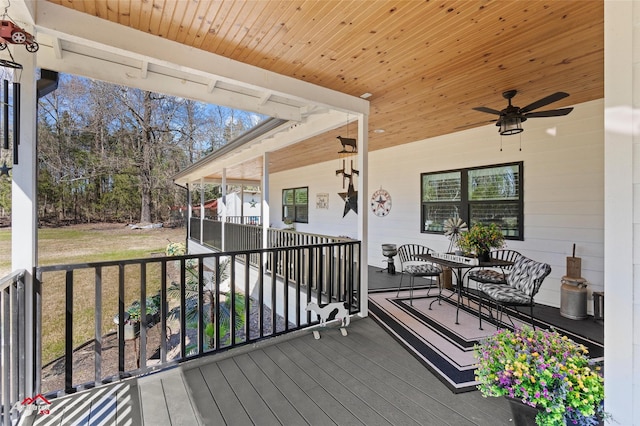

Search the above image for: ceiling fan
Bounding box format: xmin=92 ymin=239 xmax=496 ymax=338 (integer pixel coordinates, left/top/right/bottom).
xmin=473 ymin=90 xmax=574 ymax=135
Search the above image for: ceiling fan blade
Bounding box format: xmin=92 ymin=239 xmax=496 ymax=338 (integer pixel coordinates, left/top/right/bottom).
xmin=524 ymin=107 xmax=574 ymax=118
xmin=520 ymin=92 xmax=570 ymax=113
xmin=472 ymin=106 xmax=502 ymax=115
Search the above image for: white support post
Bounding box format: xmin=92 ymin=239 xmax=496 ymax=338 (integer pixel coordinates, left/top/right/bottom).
xmin=11 ymin=48 xmax=38 ymax=398
xmin=357 ymin=113 xmax=369 ymax=317
xmin=221 ymin=169 xmax=227 ymax=251
xmin=240 ymin=185 xmax=245 ymax=224
xmin=199 ymin=178 xmax=204 ymax=245
xmin=262 ymin=153 xmax=270 ymax=249
xmin=603 ymin=1 xmax=634 ymax=423
xmin=186 ymin=183 xmax=192 ymax=245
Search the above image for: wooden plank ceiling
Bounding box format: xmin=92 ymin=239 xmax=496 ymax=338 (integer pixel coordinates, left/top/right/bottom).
xmin=46 ymin=0 xmax=603 ymax=181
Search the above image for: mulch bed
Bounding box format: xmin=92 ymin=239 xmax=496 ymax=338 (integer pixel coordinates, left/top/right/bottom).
xmin=41 ymin=301 xmax=291 ymax=395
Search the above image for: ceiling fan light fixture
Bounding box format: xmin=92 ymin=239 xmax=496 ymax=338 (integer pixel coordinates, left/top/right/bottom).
xmin=499 ymin=116 xmax=523 ymax=135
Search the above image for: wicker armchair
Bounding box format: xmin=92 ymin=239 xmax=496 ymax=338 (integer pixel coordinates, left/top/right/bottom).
xmin=396 ymin=244 xmax=442 ymax=305
xmin=478 ymin=255 xmax=551 ymax=330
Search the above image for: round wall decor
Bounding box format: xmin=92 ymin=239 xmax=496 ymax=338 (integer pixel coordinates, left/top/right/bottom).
xmin=370 ymin=188 xmax=392 ymax=217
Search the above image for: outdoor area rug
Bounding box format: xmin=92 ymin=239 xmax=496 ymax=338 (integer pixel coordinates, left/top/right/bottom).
xmin=368 ymin=288 xmax=604 ymax=393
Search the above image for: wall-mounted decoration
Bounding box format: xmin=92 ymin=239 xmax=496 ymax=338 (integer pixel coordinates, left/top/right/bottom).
xmin=370 ymin=188 xmax=391 ymax=217
xmin=316 ymin=193 xmax=329 ymax=209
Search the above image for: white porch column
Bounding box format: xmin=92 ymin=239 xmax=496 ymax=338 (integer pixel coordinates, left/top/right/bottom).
xmin=604 ymin=1 xmax=636 ymax=423
xmin=221 ymin=169 xmax=227 ymax=251
xmin=240 ymin=185 xmax=244 ymax=223
xmin=357 ymin=113 xmax=368 ymax=317
xmin=11 ymin=48 xmax=37 ymax=397
xmin=262 ymin=153 xmax=270 ymax=249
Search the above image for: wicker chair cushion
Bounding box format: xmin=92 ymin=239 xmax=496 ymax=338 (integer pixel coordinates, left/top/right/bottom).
xmin=468 ymin=269 xmax=507 ymax=284
xmin=477 ymin=283 xmax=530 ymax=304
xmin=404 ymin=263 xmax=441 ymax=275
xmin=507 ymin=256 xmax=552 ymax=296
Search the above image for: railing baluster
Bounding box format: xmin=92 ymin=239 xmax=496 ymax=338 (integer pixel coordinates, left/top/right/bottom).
xmin=118 ymin=264 xmax=125 ymax=377
xmin=160 ymin=260 xmax=167 ymax=364
xmin=317 ymin=247 xmax=323 ymax=304
xmin=328 ymin=246 xmax=334 ymax=303
xmin=9 ymin=282 xmax=16 ymax=404
xmin=2 ymin=285 xmax=10 ymax=426
xmin=17 ymin=275 xmax=25 ymax=402
xmin=34 ymin=271 xmax=42 ymax=397
xmin=179 ymin=259 xmax=186 ymax=359
xmin=258 ymin=252 xmax=264 ymax=338
xmin=197 ymin=257 xmax=204 ymax=355
xmin=94 ymin=267 xmax=102 ymax=386
xmin=283 ymin=249 xmax=289 ymax=331
xmin=139 ymin=263 xmax=147 ymax=369
xmin=306 ymin=247 xmax=313 ymax=325
xmin=244 ymin=258 xmax=250 ymax=341
xmin=64 ymin=270 xmax=74 ymax=394
xmin=271 ymin=251 xmax=277 ymax=334
xmin=295 ymin=248 xmax=301 ymax=327
xmin=214 ymin=256 xmax=220 ymax=350
xmin=230 ymin=255 xmax=236 ymax=347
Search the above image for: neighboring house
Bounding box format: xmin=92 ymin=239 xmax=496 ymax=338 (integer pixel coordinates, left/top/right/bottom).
xmin=192 ymin=191 xmax=261 ymax=222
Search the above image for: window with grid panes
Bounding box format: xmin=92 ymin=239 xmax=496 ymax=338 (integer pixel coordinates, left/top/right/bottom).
xmin=421 ymin=162 xmax=523 ymax=239
xmin=282 ymin=187 xmax=309 ymax=223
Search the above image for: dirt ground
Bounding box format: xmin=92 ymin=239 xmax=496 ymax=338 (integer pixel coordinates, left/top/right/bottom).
xmin=41 ymin=300 xmax=291 ymax=394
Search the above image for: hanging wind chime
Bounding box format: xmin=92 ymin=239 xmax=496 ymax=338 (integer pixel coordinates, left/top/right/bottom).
xmin=0 ymin=6 xmax=39 ymax=176
xmin=335 ymin=116 xmax=358 ymax=217
xmin=0 ymin=77 xmax=21 ymax=174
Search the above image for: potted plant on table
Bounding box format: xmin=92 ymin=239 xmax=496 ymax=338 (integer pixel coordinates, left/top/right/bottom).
xmin=457 ymin=222 xmax=505 ymax=261
xmin=474 ymin=326 xmax=607 ymax=426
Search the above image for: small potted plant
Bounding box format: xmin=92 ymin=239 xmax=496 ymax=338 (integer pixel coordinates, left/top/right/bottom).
xmin=114 ymin=295 xmax=161 ymax=340
xmin=474 ymin=325 xmax=607 ymax=425
xmin=457 ymin=222 xmax=505 ymax=261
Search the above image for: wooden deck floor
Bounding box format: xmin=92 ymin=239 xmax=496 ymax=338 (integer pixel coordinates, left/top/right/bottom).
xmin=23 ymin=267 xmax=602 ymax=425
xmin=27 ymin=317 xmax=513 ymax=426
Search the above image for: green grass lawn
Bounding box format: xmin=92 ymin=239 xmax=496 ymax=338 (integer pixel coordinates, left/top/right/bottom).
xmin=1 ymin=223 xmax=185 ymax=365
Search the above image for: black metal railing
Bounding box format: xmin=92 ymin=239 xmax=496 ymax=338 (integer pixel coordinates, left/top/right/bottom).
xmin=212 ymin=215 xmax=261 ymax=225
xmin=0 ymin=269 xmax=34 ymax=425
xmin=190 ymin=219 xmax=352 ymax=263
xmin=34 ymin=241 xmax=361 ymax=398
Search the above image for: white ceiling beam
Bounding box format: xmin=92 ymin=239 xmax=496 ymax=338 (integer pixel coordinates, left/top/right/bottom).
xmin=140 ymin=60 xmax=148 ymax=79
xmin=259 ymin=92 xmax=272 ymax=106
xmin=51 ymin=36 xmax=62 ymax=59
xmin=31 ymin=1 xmax=369 ymax=116
xmin=34 ymin=41 xmax=304 ymax=121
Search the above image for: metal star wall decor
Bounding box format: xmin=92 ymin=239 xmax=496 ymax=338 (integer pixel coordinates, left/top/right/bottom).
xmin=249 ymin=198 xmax=257 ymax=208
xmin=0 ymin=161 xmax=11 ymax=176
xmin=338 ymin=182 xmax=358 ymax=217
